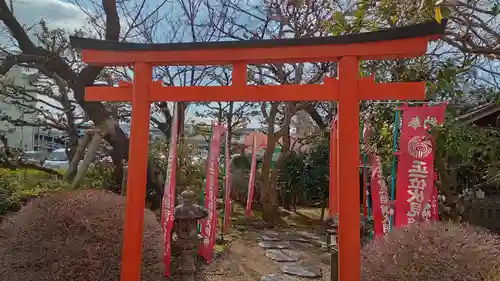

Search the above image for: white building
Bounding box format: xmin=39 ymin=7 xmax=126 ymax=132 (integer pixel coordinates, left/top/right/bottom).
xmin=0 ymin=55 xmax=39 ymax=151
xmin=33 ymin=127 xmax=68 ymax=151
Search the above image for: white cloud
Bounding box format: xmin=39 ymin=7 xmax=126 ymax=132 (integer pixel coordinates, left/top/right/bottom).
xmin=11 ymin=0 xmax=86 ymax=31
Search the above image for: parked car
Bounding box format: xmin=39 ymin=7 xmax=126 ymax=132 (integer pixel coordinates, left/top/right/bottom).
xmin=24 ymin=150 xmax=48 ymax=165
xmin=22 ymin=150 xmax=48 ymax=165
xmin=42 ymin=148 xmax=110 ymax=171
xmin=42 ymin=148 xmax=70 ymax=170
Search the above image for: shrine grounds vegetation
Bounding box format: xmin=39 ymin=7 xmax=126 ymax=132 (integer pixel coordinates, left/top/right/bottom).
xmin=361 ymin=221 xmax=500 ymax=281
xmin=0 ymin=166 xmax=117 ymax=216
xmin=0 ymin=189 xmax=164 ymax=281
xmin=0 ymin=168 xmax=71 ymax=216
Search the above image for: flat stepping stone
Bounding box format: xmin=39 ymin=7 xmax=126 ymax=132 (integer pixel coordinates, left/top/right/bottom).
xmin=293 ymin=231 xmax=327 ymax=248
xmin=235 ymin=226 xmax=248 ymax=231
xmin=264 ymin=230 xmax=280 ymax=236
xmin=284 ymin=234 xmax=310 ymax=243
xmin=296 ymin=231 xmax=323 ymax=241
xmin=265 ymin=249 xmax=301 ymax=262
xmin=261 ymin=273 xmax=300 ymax=281
xmin=258 ymin=241 xmax=290 ymax=249
xmin=260 ymin=234 xmax=282 ymax=241
xmin=281 ymin=264 xmax=322 ymax=278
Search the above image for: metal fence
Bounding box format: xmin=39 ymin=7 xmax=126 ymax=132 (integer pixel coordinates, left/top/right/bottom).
xmin=464 ymin=198 xmax=500 ymax=233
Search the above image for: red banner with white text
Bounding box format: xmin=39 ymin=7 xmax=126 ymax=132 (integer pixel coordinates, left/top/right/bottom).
xmin=364 ymin=124 xmax=390 ymax=236
xmin=245 ymin=134 xmax=257 ymax=217
xmin=198 ymin=125 xmax=224 ymax=262
xmin=223 ymin=129 xmax=232 ymax=233
xmin=395 ymin=104 xmax=446 ymax=227
xmin=370 ymin=155 xmax=391 ymax=236
xmin=161 ymin=103 xmax=179 ymax=276
xmin=423 ymin=172 xmax=439 ymax=222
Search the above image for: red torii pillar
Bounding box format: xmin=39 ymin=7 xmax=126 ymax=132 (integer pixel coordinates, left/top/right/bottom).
xmin=70 ymin=20 xmax=445 ymax=281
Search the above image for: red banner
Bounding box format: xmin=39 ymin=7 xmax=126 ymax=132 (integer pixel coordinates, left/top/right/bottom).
xmin=364 ymin=124 xmax=390 ymax=236
xmin=245 ymin=134 xmax=257 ymax=217
xmin=395 ymin=104 xmax=446 ymax=227
xmin=198 ymin=125 xmax=224 ymax=262
xmin=423 ymin=172 xmax=439 ymax=222
xmin=370 ymin=155 xmax=391 ymax=236
xmin=161 ymin=103 xmax=179 ymax=276
xmin=430 ymin=183 xmax=439 ymax=221
xmin=329 ymin=117 xmax=338 ymax=217
xmin=431 ymin=171 xmax=440 ymax=221
xmin=223 ymin=129 xmax=232 ymax=233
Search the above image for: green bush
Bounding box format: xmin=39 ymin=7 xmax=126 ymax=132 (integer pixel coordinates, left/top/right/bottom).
xmin=0 ymin=168 xmax=71 ymax=215
xmin=277 ymin=137 xmax=329 ymax=206
xmin=303 ymin=138 xmax=329 ymax=204
xmin=361 ymin=221 xmax=500 ymax=281
xmin=232 ymin=154 xmax=251 ymax=171
xmin=148 ymin=140 xmax=206 ymax=204
xmin=278 ymin=151 xmax=306 ymax=209
xmin=81 ymin=163 xmax=115 ymax=188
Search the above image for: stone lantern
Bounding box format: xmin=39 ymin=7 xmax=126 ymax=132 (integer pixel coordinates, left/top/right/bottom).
xmin=173 ymin=188 xmax=208 ymax=281
xmin=324 ymin=213 xmax=374 ymax=281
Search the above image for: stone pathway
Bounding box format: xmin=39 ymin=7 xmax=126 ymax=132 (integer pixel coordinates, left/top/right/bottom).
xmin=201 ymin=228 xmax=331 ymax=281
xmin=258 ymin=230 xmax=327 ymax=281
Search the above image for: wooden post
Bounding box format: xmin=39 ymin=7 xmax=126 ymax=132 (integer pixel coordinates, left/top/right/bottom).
xmin=64 ymin=132 xmax=91 ymax=181
xmin=120 ymin=63 xmax=152 ymax=281
xmin=70 ymin=119 xmax=118 ymax=188
xmin=71 ymin=134 xmax=102 ymax=187
xmin=337 ymin=56 xmax=361 ymax=281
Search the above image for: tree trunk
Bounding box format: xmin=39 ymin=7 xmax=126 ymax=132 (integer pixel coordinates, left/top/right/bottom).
xmin=283 ymin=185 xmax=292 ymax=211
xmin=266 ymin=103 xmax=294 ymax=223
xmin=320 ymin=195 xmax=327 ymax=223
xmin=435 ymin=153 xmax=462 ymax=222
xmin=0 ymin=0 xmax=163 ymax=202
xmin=292 ymin=191 xmax=298 ymax=212
xmin=177 ymin=102 xmax=187 ymax=141
xmin=269 ymin=130 xmax=291 ymax=199
xmin=66 ymin=133 xmax=79 ymax=163
xmin=111 ymin=145 xmax=124 ymax=193
xmin=260 ymin=134 xmax=280 ymax=225
xmin=64 ymin=132 xmax=92 ymax=181
xmin=72 ymin=134 xmax=102 ymax=188
xmin=259 ymin=101 xmax=299 ymax=225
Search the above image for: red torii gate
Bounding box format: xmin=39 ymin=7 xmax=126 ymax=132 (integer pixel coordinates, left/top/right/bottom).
xmin=70 ymin=20 xmax=445 ymax=281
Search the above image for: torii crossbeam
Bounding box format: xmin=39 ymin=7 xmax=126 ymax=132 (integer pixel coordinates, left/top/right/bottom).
xmin=70 ymin=20 xmax=446 ymax=281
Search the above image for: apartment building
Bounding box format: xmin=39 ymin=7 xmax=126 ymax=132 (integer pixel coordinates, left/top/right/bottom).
xmin=0 ymin=54 xmax=39 ymax=151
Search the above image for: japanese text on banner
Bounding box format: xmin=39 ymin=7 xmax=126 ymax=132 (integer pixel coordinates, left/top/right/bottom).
xmin=245 ymin=134 xmax=258 ymax=217
xmin=394 ymin=104 xmax=446 ymax=227
xmin=198 ymin=125 xmax=223 ymax=262
xmin=161 ymin=103 xmax=179 ymax=276
xmin=370 ymin=156 xmax=391 ymax=236
xmin=364 ymin=123 xmax=390 ymax=236
xmin=223 ymin=130 xmax=232 ymax=233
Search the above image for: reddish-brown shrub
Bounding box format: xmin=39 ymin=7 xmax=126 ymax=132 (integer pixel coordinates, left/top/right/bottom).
xmin=0 ymin=189 xmax=165 ymax=281
xmin=361 ymin=221 xmax=500 ymax=281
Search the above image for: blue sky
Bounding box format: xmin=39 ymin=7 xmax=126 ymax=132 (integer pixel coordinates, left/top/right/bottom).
xmin=5 ymin=0 xmax=498 ymax=130
xmin=3 ymin=0 xmax=263 ymax=128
